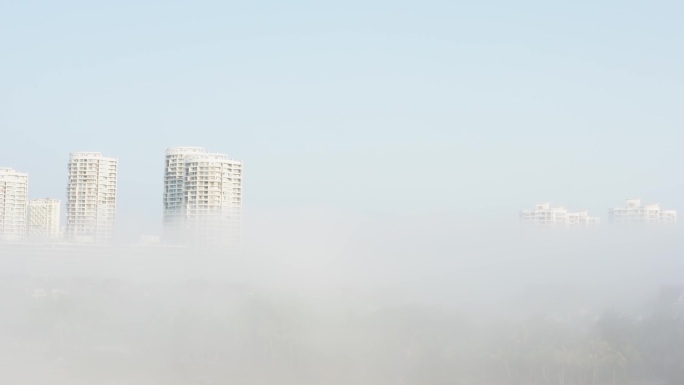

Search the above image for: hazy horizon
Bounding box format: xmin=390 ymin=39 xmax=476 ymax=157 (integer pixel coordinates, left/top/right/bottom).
xmin=1 ymin=2 xmax=683 ymax=383
xmin=2 ymin=1 xmax=683 ymax=239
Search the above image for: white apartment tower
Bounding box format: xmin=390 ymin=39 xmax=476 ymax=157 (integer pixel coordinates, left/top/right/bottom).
xmin=0 ymin=168 xmax=29 ymax=242
xmin=520 ymin=203 xmax=600 ymax=227
xmin=164 ymin=147 xmax=206 ymax=233
xmin=27 ymin=198 xmax=61 ymax=241
xmin=164 ymin=147 xmax=243 ymax=247
xmin=66 ymin=152 xmax=117 ymax=244
xmin=609 ymin=199 xmax=677 ymax=224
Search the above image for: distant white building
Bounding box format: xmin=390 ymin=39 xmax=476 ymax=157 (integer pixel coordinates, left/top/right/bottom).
xmin=520 ymin=203 xmax=600 ymax=227
xmin=163 ymin=147 xmax=243 ymax=247
xmin=0 ymin=168 xmax=29 ymax=242
xmin=27 ymin=198 xmax=61 ymax=242
xmin=609 ymin=199 xmax=677 ymax=224
xmin=566 ymin=211 xmax=601 ymax=227
xmin=66 ymin=152 xmax=117 ymax=244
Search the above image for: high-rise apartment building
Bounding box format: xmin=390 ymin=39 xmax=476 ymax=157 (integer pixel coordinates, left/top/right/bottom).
xmin=609 ymin=199 xmax=677 ymax=224
xmin=163 ymin=147 xmax=243 ymax=247
xmin=520 ymin=203 xmax=600 ymax=227
xmin=0 ymin=168 xmax=29 ymax=242
xmin=164 ymin=147 xmax=206 ymax=233
xmin=27 ymin=198 xmax=61 ymax=241
xmin=66 ymin=152 xmax=117 ymax=244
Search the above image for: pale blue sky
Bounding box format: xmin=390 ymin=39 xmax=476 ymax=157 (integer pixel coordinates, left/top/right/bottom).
xmin=1 ymin=0 xmax=682 ymax=231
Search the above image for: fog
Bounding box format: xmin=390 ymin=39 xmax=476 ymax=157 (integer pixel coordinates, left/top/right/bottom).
xmin=1 ymin=209 xmax=682 ymax=384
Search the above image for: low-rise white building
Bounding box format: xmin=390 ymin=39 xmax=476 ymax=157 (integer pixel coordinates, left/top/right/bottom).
xmin=566 ymin=210 xmax=601 ymax=227
xmin=27 ymin=198 xmax=61 ymax=242
xmin=609 ymin=199 xmax=677 ymax=224
xmin=520 ymin=203 xmax=600 ymax=227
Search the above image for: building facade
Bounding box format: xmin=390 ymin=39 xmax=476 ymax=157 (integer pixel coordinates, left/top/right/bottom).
xmin=66 ymin=152 xmax=117 ymax=244
xmin=163 ymin=147 xmax=243 ymax=247
xmin=0 ymin=168 xmax=29 ymax=242
xmin=520 ymin=203 xmax=600 ymax=227
xmin=163 ymin=147 xmax=206 ymax=236
xmin=27 ymin=198 xmax=61 ymax=241
xmin=609 ymin=199 xmax=677 ymax=224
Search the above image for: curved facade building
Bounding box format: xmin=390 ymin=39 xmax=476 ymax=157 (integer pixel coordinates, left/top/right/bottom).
xmin=163 ymin=147 xmax=243 ymax=248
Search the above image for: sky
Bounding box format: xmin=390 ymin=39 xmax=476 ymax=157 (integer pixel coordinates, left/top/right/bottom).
xmin=1 ymin=0 xmax=683 ymax=235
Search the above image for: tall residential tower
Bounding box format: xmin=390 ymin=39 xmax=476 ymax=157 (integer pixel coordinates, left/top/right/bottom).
xmin=163 ymin=147 xmax=243 ymax=247
xmin=66 ymin=152 xmax=117 ymax=244
xmin=0 ymin=168 xmax=29 ymax=242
